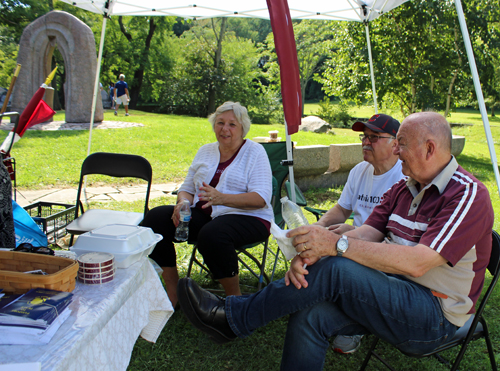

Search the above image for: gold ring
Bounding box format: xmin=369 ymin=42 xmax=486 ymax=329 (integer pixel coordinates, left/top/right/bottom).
xmin=210 ymin=197 xmax=212 ymax=201
xmin=303 ymin=243 xmax=308 ymax=251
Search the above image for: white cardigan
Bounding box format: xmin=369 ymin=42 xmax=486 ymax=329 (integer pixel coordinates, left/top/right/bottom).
xmin=178 ymin=140 xmax=274 ymax=222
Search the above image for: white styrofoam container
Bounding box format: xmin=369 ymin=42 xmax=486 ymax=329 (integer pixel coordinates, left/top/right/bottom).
xmin=70 ymin=224 xmax=163 ymax=268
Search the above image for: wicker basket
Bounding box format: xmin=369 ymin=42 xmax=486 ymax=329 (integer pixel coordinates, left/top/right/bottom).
xmin=0 ymin=251 xmax=79 ymax=294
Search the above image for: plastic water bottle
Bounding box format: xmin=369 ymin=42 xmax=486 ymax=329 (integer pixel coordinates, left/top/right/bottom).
xmin=174 ymin=199 xmax=191 ymax=241
xmin=281 ymin=196 xmax=309 ymax=229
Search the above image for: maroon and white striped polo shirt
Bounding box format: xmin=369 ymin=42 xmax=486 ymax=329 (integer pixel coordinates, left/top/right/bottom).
xmin=365 ymin=157 xmax=494 ymax=327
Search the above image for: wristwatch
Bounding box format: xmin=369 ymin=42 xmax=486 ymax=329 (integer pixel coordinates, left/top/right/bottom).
xmin=336 ymin=235 xmax=349 ymax=257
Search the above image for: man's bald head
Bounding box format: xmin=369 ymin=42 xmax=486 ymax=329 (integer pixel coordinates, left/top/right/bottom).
xmin=402 ymin=112 xmax=452 ymax=154
xmin=395 ymin=112 xmax=453 ymax=187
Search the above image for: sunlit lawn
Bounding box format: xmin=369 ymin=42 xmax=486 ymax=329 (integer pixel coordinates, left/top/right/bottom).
xmin=1 ymin=104 xmax=499 ymax=370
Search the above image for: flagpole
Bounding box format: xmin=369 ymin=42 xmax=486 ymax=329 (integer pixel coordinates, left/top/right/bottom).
xmin=0 ymin=64 xmax=21 ymax=115
xmin=87 ymin=15 xmax=108 ymax=157
xmin=285 ymin=122 xmax=296 ymax=203
xmin=365 ymin=23 xmax=378 ymax=114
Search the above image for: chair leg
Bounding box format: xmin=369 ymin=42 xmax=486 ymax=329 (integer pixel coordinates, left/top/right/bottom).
xmin=187 ymin=245 xmax=210 ymax=278
xmin=485 ymin=333 xmax=498 ymax=371
xmin=257 ymin=240 xmax=269 ymax=291
xmin=359 ymin=336 xmax=379 ymax=371
xmin=477 ymin=319 xmax=497 ymax=371
xmin=238 ymin=249 xmax=270 ymax=286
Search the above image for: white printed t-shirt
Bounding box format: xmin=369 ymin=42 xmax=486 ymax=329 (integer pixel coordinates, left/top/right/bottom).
xmin=337 ymin=160 xmax=404 ymax=227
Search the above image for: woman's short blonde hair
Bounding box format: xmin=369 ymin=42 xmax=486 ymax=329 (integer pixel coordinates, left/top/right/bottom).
xmin=208 ymin=101 xmax=251 ymax=138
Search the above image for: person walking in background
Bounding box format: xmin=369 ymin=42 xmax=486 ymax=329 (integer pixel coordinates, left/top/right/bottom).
xmin=114 ymin=74 xmax=130 ymax=116
xmin=109 ymin=82 xmax=115 ymax=110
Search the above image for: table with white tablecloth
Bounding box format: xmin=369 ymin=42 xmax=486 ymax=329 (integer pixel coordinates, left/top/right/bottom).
xmin=0 ymin=257 xmax=173 ymax=371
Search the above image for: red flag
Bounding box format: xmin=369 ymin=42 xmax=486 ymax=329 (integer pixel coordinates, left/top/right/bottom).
xmin=18 ymin=99 xmax=55 ymax=136
xmin=16 ymin=87 xmax=51 ymax=136
xmin=266 ymin=0 xmax=302 ymax=135
xmin=0 ymin=66 xmax=57 ymax=156
xmin=0 ymin=88 xmax=55 ymax=154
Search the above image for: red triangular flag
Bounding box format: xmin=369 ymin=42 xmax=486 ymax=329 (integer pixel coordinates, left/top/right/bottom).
xmin=19 ymin=100 xmax=55 ymax=137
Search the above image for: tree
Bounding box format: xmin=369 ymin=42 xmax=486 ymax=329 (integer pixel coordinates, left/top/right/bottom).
xmin=318 ymin=0 xmax=500 ymax=118
xmin=159 ymin=20 xmax=279 ymax=122
xmin=319 ymin=0 xmax=475 ymax=117
xmin=103 ymin=16 xmax=175 ymax=109
xmin=264 ymin=20 xmax=334 ymax=115
xmin=461 ymin=0 xmax=500 ymax=117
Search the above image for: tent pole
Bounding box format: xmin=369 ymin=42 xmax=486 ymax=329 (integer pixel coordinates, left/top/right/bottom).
xmin=454 ymin=0 xmax=500 ymax=198
xmin=87 ymin=15 xmax=107 ymax=157
xmin=365 ymin=22 xmax=378 ymax=114
xmin=285 ymin=122 xmax=297 ymax=203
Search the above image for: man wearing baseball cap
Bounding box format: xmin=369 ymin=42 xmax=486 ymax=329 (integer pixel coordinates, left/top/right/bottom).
xmin=315 ymin=113 xmax=405 ymax=354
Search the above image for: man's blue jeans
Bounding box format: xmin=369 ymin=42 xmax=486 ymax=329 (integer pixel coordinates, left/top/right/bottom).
xmin=226 ymin=256 xmax=458 ymax=371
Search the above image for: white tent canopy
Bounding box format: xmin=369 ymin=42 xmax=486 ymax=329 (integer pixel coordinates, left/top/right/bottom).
xmin=64 ymin=0 xmax=407 ymax=21
xmin=62 ymin=0 xmax=500 ymax=199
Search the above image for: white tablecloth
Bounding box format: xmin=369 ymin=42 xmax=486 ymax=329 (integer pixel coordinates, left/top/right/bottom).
xmin=0 ymin=258 xmax=173 ymax=371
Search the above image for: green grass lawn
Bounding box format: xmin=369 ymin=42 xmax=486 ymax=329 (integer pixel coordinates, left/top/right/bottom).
xmin=2 ymin=105 xmax=500 ymax=370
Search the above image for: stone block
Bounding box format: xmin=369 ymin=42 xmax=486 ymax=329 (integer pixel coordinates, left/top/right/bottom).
xmin=12 ymin=11 xmax=103 ymax=123
xmin=328 ymin=144 xmax=363 ymax=173
xmin=452 ymin=135 xmax=465 ymax=157
xmin=293 ymin=145 xmax=330 ymax=177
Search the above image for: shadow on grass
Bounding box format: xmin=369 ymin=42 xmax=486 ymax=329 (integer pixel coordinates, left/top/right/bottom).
xmin=456 ymin=154 xmax=500 ymax=183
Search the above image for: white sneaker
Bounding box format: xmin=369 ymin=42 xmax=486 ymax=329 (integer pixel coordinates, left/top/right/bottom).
xmin=125 ymin=113 xmax=130 ymax=116
xmin=114 ymin=111 xmax=117 ymax=116
xmin=332 ymin=335 xmax=363 ymax=354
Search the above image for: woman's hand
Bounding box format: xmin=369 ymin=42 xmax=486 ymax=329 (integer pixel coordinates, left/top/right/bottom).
xmin=198 ymin=182 xmax=223 ymax=208
xmin=171 ymin=192 xmax=193 ymax=227
xmin=171 ymin=201 xmax=185 ymax=227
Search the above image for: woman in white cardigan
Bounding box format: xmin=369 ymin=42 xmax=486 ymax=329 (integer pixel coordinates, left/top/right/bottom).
xmin=143 ymin=102 xmax=273 ymax=307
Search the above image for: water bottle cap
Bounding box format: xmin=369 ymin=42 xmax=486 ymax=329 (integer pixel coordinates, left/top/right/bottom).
xmin=280 ymin=196 xmax=289 ymax=204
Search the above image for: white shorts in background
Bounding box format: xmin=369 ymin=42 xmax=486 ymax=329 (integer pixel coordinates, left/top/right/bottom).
xmin=115 ymin=94 xmax=129 ymax=106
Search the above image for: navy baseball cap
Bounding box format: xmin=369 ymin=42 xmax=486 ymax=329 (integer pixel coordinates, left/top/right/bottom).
xmin=352 ymin=114 xmax=400 ymax=136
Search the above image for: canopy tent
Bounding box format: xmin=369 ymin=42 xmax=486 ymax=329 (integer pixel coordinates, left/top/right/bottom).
xmin=62 ymin=0 xmax=500 ymax=199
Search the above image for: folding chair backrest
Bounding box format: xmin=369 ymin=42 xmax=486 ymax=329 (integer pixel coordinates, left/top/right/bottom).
xmin=260 ymin=142 xmax=289 ymax=226
xmin=487 ymin=231 xmax=500 ymax=277
xmin=475 ymin=230 xmax=500 ymax=319
xmin=80 ymin=152 xmax=152 ymax=182
xmin=76 ymin=152 xmax=152 ymax=216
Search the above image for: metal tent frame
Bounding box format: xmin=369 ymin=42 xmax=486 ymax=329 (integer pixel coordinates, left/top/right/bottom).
xmin=62 ymin=0 xmax=500 ymax=199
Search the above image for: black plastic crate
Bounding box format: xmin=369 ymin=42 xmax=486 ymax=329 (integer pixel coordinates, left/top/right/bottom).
xmin=23 ymin=202 xmax=76 ymax=243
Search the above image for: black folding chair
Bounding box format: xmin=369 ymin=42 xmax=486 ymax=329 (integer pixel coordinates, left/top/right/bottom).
xmin=359 ymin=230 xmax=500 ymax=371
xmin=67 ymin=152 xmax=152 ymax=246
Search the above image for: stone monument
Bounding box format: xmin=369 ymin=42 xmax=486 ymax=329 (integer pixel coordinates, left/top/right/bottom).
xmin=12 ymin=10 xmax=103 ymax=123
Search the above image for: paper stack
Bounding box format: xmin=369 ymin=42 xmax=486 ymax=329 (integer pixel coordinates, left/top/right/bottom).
xmin=0 ymin=288 xmax=73 ymax=345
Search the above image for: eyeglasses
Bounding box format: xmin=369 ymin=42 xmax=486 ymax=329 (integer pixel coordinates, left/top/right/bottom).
xmin=13 ymin=243 xmax=55 ymax=255
xmin=359 ymin=134 xmax=394 ymax=143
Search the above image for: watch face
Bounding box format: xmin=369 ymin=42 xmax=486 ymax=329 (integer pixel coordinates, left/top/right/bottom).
xmin=338 ymin=238 xmax=348 ymax=251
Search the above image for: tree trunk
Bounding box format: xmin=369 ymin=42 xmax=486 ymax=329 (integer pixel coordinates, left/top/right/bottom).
xmin=445 ymin=27 xmax=462 ymax=118
xmin=118 ymin=17 xmax=157 ymax=109
xmin=301 ymin=81 xmax=307 ymax=117
xmin=207 ymin=18 xmax=227 ymax=115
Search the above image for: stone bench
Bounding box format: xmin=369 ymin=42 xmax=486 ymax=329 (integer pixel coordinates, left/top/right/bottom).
xmin=293 ymin=136 xmax=465 ymax=191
